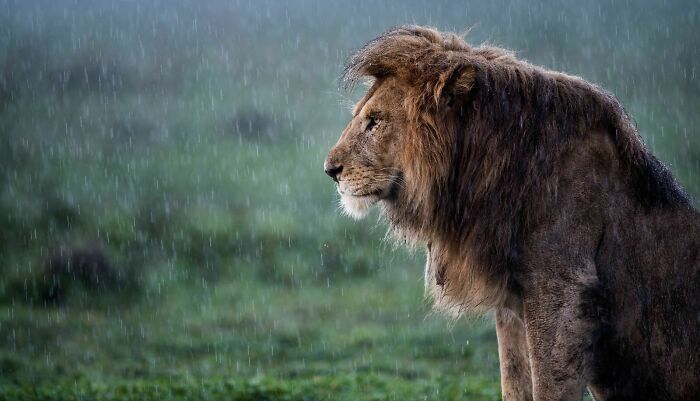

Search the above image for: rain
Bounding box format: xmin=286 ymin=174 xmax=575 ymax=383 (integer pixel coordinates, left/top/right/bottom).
xmin=0 ymin=0 xmax=698 ymax=400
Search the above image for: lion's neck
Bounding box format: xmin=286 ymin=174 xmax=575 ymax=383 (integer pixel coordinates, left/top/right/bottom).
xmin=381 ymin=199 xmax=512 ymax=314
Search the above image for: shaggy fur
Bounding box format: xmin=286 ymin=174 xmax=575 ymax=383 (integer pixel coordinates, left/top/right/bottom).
xmin=325 ymin=25 xmax=700 ymax=400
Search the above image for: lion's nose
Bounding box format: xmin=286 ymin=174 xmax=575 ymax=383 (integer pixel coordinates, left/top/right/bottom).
xmin=324 ymin=160 xmax=343 ymax=183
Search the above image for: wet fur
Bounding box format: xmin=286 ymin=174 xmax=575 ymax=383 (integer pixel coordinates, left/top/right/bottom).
xmin=329 ymin=25 xmax=700 ymax=400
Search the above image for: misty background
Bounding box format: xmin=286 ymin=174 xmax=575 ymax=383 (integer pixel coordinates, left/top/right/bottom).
xmin=0 ymin=1 xmax=698 ymax=400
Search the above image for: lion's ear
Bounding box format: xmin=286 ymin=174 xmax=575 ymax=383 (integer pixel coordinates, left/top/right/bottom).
xmin=434 ymin=65 xmax=476 ymax=106
xmin=454 ymin=66 xmax=475 ymax=94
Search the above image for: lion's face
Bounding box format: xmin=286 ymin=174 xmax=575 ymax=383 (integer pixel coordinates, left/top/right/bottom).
xmin=324 ymin=78 xmax=409 ymax=218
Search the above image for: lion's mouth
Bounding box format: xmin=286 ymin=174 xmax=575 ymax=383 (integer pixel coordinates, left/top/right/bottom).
xmin=352 ymin=189 xmax=384 ymax=198
xmin=336 ymin=173 xmax=402 ymax=219
xmin=339 ymin=173 xmax=402 ymax=199
xmin=336 ymin=184 xmax=384 ymax=219
xmin=338 ymin=185 xmax=387 ymax=199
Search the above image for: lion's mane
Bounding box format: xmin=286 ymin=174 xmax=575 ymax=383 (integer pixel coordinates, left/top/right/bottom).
xmin=342 ymin=26 xmax=688 ymax=314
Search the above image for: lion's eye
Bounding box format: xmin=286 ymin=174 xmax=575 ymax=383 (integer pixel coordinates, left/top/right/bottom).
xmin=366 ymin=116 xmax=379 ymax=132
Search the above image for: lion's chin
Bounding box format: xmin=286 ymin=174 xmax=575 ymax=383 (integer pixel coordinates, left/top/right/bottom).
xmin=340 ymin=194 xmax=380 ymax=219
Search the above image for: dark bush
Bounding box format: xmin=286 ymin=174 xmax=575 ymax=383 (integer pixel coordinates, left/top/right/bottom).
xmin=52 ymin=58 xmax=130 ymax=93
xmin=109 ymin=118 xmax=158 ymax=146
xmin=42 ymin=243 xmax=117 ymax=304
xmin=222 ymin=110 xmax=276 ymax=142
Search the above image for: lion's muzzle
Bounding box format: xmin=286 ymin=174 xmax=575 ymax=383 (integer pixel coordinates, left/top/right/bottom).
xmin=323 ymin=159 xmax=343 ymax=183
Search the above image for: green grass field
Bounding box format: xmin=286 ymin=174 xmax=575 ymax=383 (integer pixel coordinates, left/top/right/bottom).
xmin=0 ymin=1 xmax=698 ymax=400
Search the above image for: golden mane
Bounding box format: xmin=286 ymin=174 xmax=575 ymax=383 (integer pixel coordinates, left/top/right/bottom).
xmin=342 ymin=25 xmax=688 ymax=313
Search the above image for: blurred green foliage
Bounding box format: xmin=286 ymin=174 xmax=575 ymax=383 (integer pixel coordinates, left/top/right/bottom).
xmin=0 ymin=0 xmax=697 ymax=399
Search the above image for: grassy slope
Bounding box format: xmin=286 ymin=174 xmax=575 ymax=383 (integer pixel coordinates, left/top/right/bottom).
xmin=1 ymin=272 xmax=501 ymax=400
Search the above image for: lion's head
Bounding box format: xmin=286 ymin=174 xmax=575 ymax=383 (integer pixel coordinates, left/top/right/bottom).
xmin=325 ymin=27 xmax=481 ymax=239
xmin=324 ymin=76 xmax=409 ymax=219
xmin=325 ymin=25 xmax=686 ymax=314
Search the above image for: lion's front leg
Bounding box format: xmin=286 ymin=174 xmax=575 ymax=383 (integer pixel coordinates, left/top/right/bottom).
xmin=496 ymin=308 xmax=533 ymax=401
xmin=522 ymin=272 xmax=596 ymax=401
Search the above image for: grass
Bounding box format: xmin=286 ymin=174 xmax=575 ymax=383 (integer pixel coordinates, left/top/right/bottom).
xmin=0 ymin=242 xmax=501 ymax=399
xmin=0 ymin=375 xmax=501 ymax=401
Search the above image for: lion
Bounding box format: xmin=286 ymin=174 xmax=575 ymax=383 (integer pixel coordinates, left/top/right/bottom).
xmin=324 ymin=26 xmax=700 ymax=401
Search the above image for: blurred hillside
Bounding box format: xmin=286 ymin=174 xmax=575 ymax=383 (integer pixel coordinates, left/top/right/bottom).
xmin=0 ymin=1 xmax=698 ymax=400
